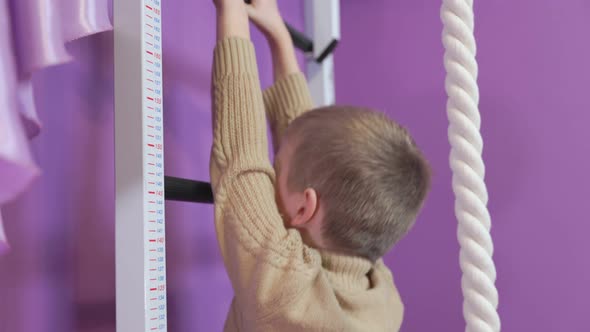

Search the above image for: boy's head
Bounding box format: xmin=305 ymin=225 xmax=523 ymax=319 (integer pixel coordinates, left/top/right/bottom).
xmin=274 ymin=106 xmax=431 ymax=262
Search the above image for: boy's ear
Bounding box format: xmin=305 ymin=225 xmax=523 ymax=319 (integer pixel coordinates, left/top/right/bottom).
xmin=291 ymin=188 xmax=318 ymax=227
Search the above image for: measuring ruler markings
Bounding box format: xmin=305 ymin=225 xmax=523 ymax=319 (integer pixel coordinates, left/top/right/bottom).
xmin=115 ymin=0 xmax=167 ymax=330
xmin=143 ymin=0 xmax=166 ymax=331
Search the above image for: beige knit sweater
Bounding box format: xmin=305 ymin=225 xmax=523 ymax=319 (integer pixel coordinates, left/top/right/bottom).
xmin=210 ymin=37 xmax=403 ymax=332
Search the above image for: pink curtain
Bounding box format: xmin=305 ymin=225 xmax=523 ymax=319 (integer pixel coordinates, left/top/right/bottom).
xmin=0 ymin=0 xmax=112 ymax=252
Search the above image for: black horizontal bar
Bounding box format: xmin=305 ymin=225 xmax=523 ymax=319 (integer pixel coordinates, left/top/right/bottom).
xmin=285 ymin=22 xmax=313 ymax=53
xmin=316 ymin=39 xmax=338 ymax=63
xmin=164 ymin=176 xmax=214 ymax=204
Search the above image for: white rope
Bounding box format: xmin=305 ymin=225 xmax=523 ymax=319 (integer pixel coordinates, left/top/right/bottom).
xmin=440 ymin=1 xmax=500 ymax=331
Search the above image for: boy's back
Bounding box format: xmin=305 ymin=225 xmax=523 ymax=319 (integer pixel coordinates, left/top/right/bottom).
xmin=222 ymin=248 xmax=403 ymax=331
xmin=210 ymin=1 xmax=430 ymax=331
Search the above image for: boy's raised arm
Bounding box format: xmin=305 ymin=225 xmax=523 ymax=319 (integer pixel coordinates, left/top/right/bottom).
xmin=209 ymin=1 xmax=317 ymax=318
xmin=247 ymin=0 xmax=315 ymax=152
xmin=210 ymin=0 xmax=284 ymax=241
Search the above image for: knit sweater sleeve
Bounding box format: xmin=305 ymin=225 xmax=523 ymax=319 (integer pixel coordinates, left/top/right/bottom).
xmin=210 ymin=37 xmax=320 ymax=320
xmin=263 ymin=72 xmax=315 ymax=151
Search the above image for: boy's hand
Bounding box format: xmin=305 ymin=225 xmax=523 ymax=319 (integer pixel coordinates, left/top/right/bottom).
xmin=214 ymin=0 xmax=250 ymax=40
xmin=245 ymin=0 xmax=297 ymax=81
xmin=245 ymin=0 xmax=289 ymax=43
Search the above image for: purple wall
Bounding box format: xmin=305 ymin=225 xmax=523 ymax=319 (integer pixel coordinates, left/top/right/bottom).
xmin=1 ymin=1 xmax=589 ymax=331
xmin=336 ymin=1 xmax=590 ymax=331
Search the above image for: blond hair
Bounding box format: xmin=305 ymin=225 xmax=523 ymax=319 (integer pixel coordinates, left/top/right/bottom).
xmin=285 ymin=106 xmax=431 ymax=262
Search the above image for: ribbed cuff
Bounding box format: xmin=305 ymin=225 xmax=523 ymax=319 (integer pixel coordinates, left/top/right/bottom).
xmin=263 ymin=72 xmax=314 ymax=122
xmin=214 ymin=37 xmax=258 ymax=78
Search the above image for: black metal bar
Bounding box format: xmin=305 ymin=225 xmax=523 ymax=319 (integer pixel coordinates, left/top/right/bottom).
xmin=164 ymin=176 xmax=214 ymax=204
xmin=285 ymin=22 xmax=314 ymax=53
xmin=315 ymin=39 xmax=338 ymax=63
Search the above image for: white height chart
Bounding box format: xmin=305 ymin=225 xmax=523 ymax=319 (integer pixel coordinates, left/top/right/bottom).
xmin=115 ymin=0 xmax=166 ymax=331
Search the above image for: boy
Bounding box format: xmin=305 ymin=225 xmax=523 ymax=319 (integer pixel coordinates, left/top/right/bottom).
xmin=209 ymin=0 xmax=431 ymax=331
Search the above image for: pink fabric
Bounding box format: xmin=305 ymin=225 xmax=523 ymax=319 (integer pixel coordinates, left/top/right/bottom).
xmin=0 ymin=213 xmax=8 ymax=254
xmin=0 ymin=0 xmax=112 ymax=251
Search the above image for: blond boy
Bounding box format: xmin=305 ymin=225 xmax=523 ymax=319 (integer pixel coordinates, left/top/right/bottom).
xmin=209 ymin=0 xmax=431 ymax=330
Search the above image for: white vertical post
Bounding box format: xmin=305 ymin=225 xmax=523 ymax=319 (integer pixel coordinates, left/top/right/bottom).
xmin=304 ymin=0 xmax=340 ymax=106
xmin=115 ymin=0 xmax=167 ymax=331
